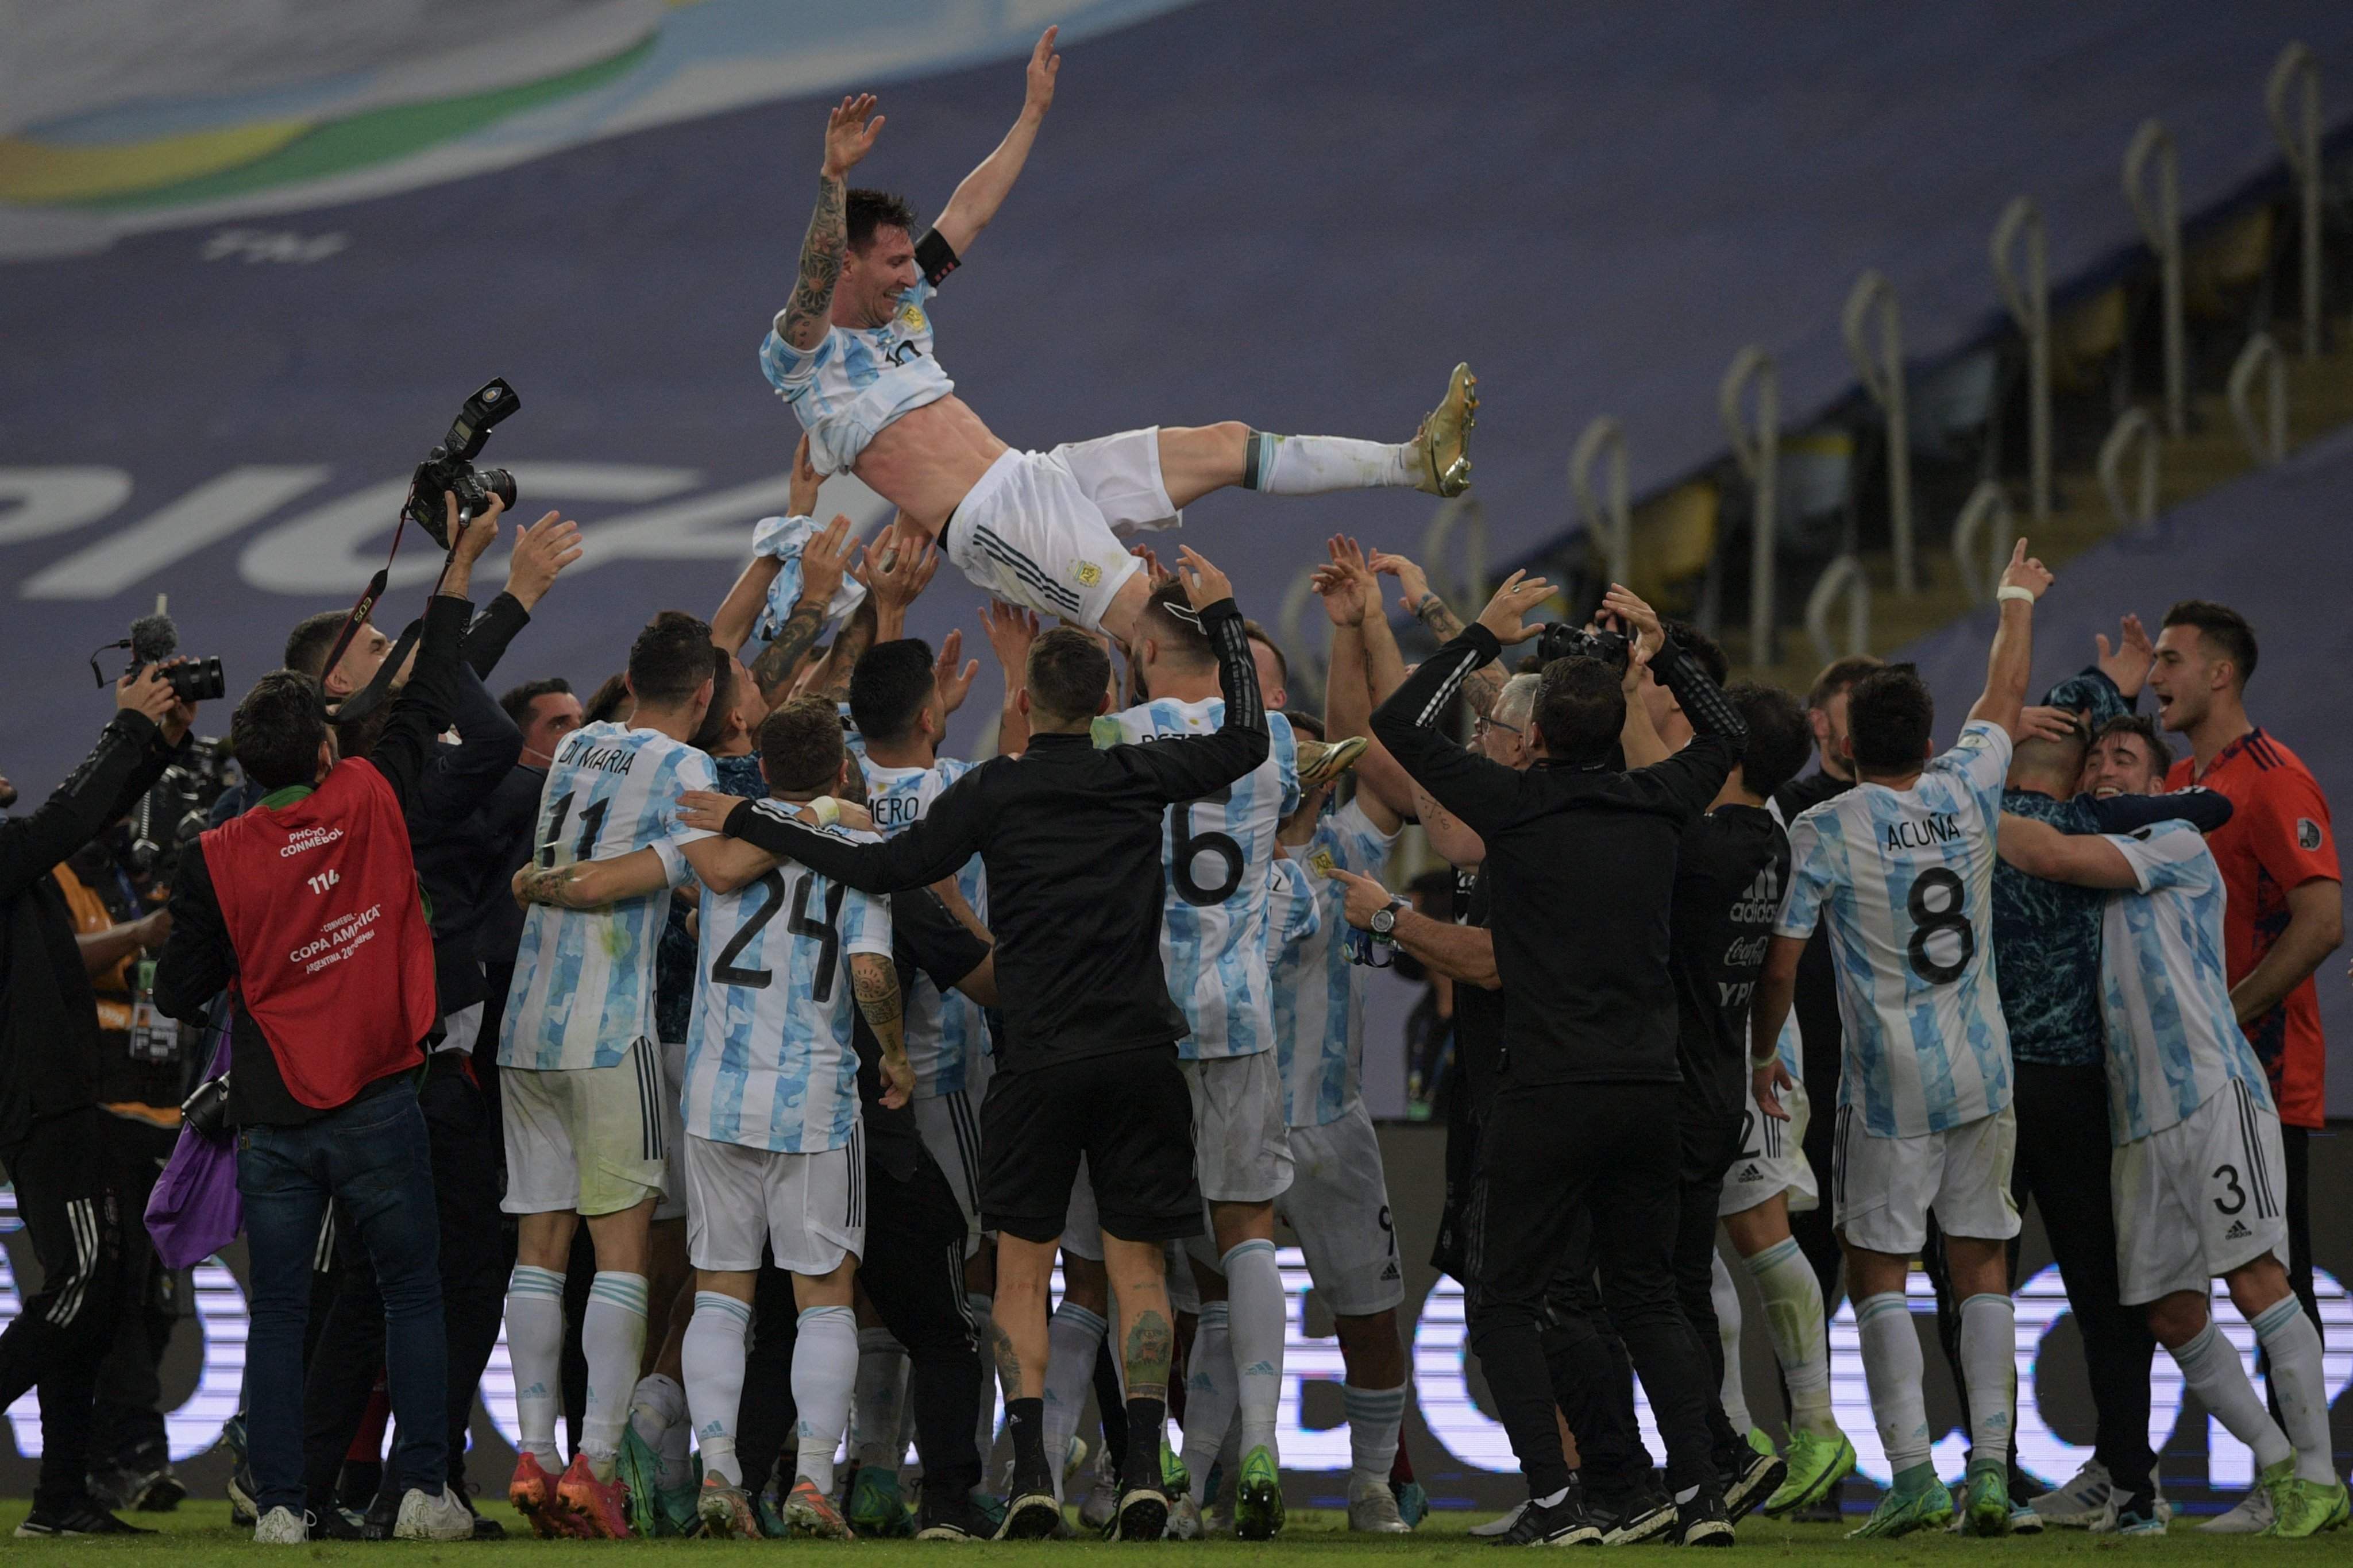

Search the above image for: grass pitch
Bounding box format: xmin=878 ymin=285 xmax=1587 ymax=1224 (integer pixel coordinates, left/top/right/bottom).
xmin=0 ymin=1499 xmax=2302 ymax=1562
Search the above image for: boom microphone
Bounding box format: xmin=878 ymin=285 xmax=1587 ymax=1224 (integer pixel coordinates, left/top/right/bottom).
xmin=129 ymin=612 xmax=179 ymax=667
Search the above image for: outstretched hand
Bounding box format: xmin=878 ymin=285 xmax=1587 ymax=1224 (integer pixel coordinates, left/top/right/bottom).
xmin=981 ymin=600 xmax=1040 ymax=675
xmin=1175 ymin=546 xmax=1233 ymax=612
xmin=1023 ymin=26 xmax=1060 ymax=119
xmin=1475 ymin=570 xmax=1554 ymax=646
xmin=788 ymin=432 xmax=822 ymax=517
xmin=2095 ymin=612 xmax=2154 ymax=698
xmin=934 ymin=628 xmax=980 ymax=716
xmin=821 ymin=94 xmax=884 ymax=180
xmin=504 ymin=509 xmax=583 ymax=611
xmin=799 ymin=514 xmax=857 ymax=609
xmin=1367 ymin=550 xmax=1433 ymax=617
xmin=1998 ymin=538 xmax=2054 ymax=603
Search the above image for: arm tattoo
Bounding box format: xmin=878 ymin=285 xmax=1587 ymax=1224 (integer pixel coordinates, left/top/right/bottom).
xmin=780 ymin=176 xmax=847 ymax=349
xmin=1122 ymin=1309 xmax=1174 ymax=1403
xmin=514 ymin=866 xmax=580 ymax=908
xmin=750 ymin=601 xmax=826 ymax=701
xmin=850 ymin=952 xmax=904 ymax=1056
xmin=1413 ymin=592 xmax=1505 ymax=717
xmin=815 ymin=607 xmax=876 ymax=702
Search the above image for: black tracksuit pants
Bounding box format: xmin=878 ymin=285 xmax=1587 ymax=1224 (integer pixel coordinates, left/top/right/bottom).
xmin=0 ymin=1110 xmax=130 ymax=1513
xmin=88 ymin=1113 xmax=182 ymax=1472
xmin=1671 ymin=1103 xmax=1745 ymax=1471
xmin=300 ymin=1061 xmax=507 ymax=1508
xmin=736 ymin=1152 xmax=982 ymax=1500
xmin=1468 ymin=1080 xmax=1716 ymax=1500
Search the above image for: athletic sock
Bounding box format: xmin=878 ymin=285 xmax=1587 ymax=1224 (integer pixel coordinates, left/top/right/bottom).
xmin=1957 ymin=1292 xmax=2016 ymax=1471
xmin=503 ymin=1266 xmax=567 ymax=1468
xmin=580 ymin=1272 xmax=650 ymax=1479
xmin=1745 ymin=1236 xmax=1836 ymax=1438
xmin=1042 ymin=1301 xmax=1109 ymax=1502
xmin=1224 ymin=1239 xmax=1286 ymax=1462
xmin=1005 ymin=1396 xmax=1048 ymax=1487
xmin=792 ymin=1304 xmax=859 ymax=1495
xmin=1093 ymin=1338 xmax=1131 ymax=1483
xmin=851 ymin=1327 xmax=909 ymax=1472
xmin=1121 ymin=1396 xmax=1167 ymax=1492
xmin=681 ymin=1292 xmax=754 ymax=1487
xmin=1241 ymin=431 xmax=1416 ymax=494
xmin=1710 ymin=1252 xmax=1754 ymax=1434
xmin=629 ymin=1372 xmax=693 ymax=1491
xmin=967 ymin=1292 xmax=1000 ymax=1469
xmin=1855 ymin=1292 xmax=1932 ymax=1477
xmin=1343 ymin=1384 xmax=1407 ymax=1499
xmin=2169 ymin=1318 xmax=2292 ymax=1470
xmin=2251 ymin=1296 xmax=2336 ymax=1484
xmin=1179 ymin=1301 xmax=1236 ymax=1502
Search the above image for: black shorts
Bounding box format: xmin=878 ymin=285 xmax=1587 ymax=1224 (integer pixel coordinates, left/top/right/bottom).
xmin=980 ymin=1045 xmax=1201 ymax=1246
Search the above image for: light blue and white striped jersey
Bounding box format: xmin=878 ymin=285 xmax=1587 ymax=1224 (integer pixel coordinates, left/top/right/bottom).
xmin=682 ymin=829 xmax=894 ymax=1153
xmin=1774 ymin=719 xmax=2014 ymax=1137
xmin=1097 ymin=701 xmax=1301 ymax=1058
xmin=861 ymin=754 xmax=993 ymax=1099
xmin=758 ymin=281 xmax=954 ymax=476
xmin=1271 ymin=800 xmax=1397 ymax=1126
xmin=2097 ymin=820 xmax=2272 ymax=1146
xmin=501 ymin=723 xmax=715 ymax=1072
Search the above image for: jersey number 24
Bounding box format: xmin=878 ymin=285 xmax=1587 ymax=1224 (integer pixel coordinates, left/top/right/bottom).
xmin=711 ymin=870 xmax=846 ymax=999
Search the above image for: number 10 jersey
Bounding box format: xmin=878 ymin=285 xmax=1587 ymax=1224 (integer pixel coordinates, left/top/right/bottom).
xmin=1773 ymin=719 xmax=2015 ymax=1138
xmin=1097 ymin=699 xmax=1301 ymax=1060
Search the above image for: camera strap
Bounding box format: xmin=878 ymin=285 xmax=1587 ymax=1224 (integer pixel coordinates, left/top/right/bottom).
xmin=316 ymin=486 xmax=456 ymax=726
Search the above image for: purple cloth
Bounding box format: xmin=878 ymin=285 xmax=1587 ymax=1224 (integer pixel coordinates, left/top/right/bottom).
xmin=144 ymin=1028 xmax=239 ymax=1269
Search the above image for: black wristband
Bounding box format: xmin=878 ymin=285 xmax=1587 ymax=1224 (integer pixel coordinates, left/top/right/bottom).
xmin=915 ymin=227 xmax=959 ymax=287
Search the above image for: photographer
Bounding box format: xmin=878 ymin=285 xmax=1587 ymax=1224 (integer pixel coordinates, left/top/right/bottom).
xmin=152 ymin=502 xmax=506 ymax=1544
xmin=1370 ymin=573 xmax=1747 ymax=1546
xmin=0 ymin=664 xmax=196 ymax=1536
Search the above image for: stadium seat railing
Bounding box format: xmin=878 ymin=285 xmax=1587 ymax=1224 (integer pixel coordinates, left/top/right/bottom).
xmin=1992 ymin=195 xmax=2053 ymax=526
xmin=2266 ymin=41 xmax=2324 ymax=357
xmin=1949 ymin=479 xmax=2018 ymax=607
xmin=1568 ymin=416 xmax=1630 ymax=590
xmin=1842 ymin=270 xmax=1918 ymax=596
xmin=2097 ymin=406 xmax=2162 ymax=530
xmin=1804 ymin=553 xmax=1870 ymax=669
xmin=2228 ymin=331 xmax=2290 ymax=465
xmin=1421 ymin=492 xmax=1490 ymax=620
xmin=2124 ymin=119 xmax=2187 ymax=437
xmin=1719 ymin=345 xmax=1780 ymax=666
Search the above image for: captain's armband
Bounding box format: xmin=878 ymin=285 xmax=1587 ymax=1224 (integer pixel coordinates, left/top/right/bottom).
xmin=915 ymin=227 xmax=960 ymax=287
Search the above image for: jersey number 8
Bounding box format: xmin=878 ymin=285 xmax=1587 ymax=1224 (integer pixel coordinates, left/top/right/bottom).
xmin=1905 ymin=867 xmax=1976 ymax=984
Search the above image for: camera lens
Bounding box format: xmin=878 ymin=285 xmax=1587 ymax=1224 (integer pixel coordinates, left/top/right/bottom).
xmin=478 ymin=468 xmax=517 ymax=511
xmin=170 ymin=657 xmax=227 ymax=703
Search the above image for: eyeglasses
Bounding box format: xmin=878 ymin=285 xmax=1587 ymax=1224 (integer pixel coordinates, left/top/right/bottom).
xmin=1472 ymin=714 xmax=1522 ymax=741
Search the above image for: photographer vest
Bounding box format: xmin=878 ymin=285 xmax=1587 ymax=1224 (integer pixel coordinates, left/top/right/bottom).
xmin=204 ymin=759 xmax=434 ymax=1109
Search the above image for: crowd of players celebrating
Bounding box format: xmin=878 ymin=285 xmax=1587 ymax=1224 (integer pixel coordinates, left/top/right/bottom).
xmin=0 ymin=24 xmax=2344 ymax=1550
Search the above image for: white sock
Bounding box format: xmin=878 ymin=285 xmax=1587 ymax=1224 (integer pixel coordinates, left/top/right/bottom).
xmin=581 ymin=1272 xmax=650 ymax=1477
xmin=1180 ymin=1301 xmax=1236 ymax=1503
xmin=793 ymin=1305 xmax=860 ymax=1494
xmin=1343 ymin=1383 xmax=1406 ymax=1499
xmin=2252 ymin=1296 xmax=2336 ymax=1484
xmin=1855 ymin=1292 xmax=1932 ymax=1474
xmin=1224 ymin=1239 xmax=1286 ymax=1462
xmin=630 ymin=1372 xmax=693 ymax=1491
xmin=1711 ymin=1251 xmax=1753 ymax=1433
xmin=503 ymin=1265 xmax=566 ymax=1468
xmin=1958 ymin=1292 xmax=2015 ymax=1470
xmin=852 ymin=1327 xmax=909 ymax=1470
xmin=1043 ymin=1301 xmax=1109 ymax=1503
xmin=1241 ymin=431 xmax=1415 ymax=493
xmin=2170 ymin=1318 xmax=2292 ymax=1471
xmin=967 ymin=1292 xmax=1000 ymax=1470
xmin=681 ymin=1292 xmax=754 ymax=1487
xmin=1745 ymin=1237 xmax=1835 ymax=1438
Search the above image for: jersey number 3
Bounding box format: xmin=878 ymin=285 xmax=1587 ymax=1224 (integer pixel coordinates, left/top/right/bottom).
xmin=1905 ymin=866 xmax=1976 ymax=984
xmin=712 ymin=870 xmax=846 ymax=998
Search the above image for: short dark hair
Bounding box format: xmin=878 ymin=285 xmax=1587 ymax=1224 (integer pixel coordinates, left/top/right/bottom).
xmin=499 ymin=677 xmax=572 ymax=729
xmin=1533 ymin=656 xmax=1626 ymax=765
xmin=283 ymin=611 xmax=353 ymax=682
xmin=1727 ymin=683 xmax=1810 ymax=799
xmin=759 ymin=697 xmax=847 ymax=795
xmin=582 ymin=672 xmax=631 ymax=725
xmin=848 ymin=639 xmax=937 ymax=744
xmin=2096 ymin=713 xmax=2174 ymax=778
xmin=688 ymin=647 xmax=736 ymax=753
xmin=1806 ymin=653 xmax=1884 ymax=713
xmin=2162 ymin=600 xmax=2258 ymax=689
xmin=1027 ymin=628 xmax=1111 ymax=725
xmin=628 ymin=612 xmax=716 ymax=709
xmin=1846 ymin=664 xmax=1935 ymax=773
xmin=847 ymin=188 xmax=919 ymax=253
xmin=1139 ymin=582 xmax=1214 ymax=668
xmin=1243 ymin=621 xmax=1289 ymax=689
xmin=1662 ymin=620 xmax=1729 ymax=688
xmin=232 ymin=670 xmax=329 ymax=791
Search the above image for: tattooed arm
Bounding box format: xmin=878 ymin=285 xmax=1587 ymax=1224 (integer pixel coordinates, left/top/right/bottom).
xmin=511 ymin=846 xmax=679 ymax=909
xmin=849 ymin=951 xmax=913 ymax=1107
xmin=1368 ymin=550 xmax=1506 ymax=719
xmin=776 ymin=96 xmax=885 ymax=352
xmin=807 ymin=596 xmax=877 ymax=703
xmin=747 ymin=513 xmax=856 ymax=704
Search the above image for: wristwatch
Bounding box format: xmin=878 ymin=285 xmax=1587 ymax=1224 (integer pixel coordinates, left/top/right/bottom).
xmin=1368 ymin=897 xmax=1408 ymax=942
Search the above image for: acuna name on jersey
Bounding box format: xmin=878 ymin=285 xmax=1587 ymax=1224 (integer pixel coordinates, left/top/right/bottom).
xmin=1884 ymin=812 xmax=1961 ymax=853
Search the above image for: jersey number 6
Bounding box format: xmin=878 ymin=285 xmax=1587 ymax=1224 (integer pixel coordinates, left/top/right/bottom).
xmin=1171 ymin=803 xmax=1244 ymax=906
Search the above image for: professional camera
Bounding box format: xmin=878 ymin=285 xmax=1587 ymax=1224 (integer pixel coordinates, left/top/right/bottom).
xmin=127 ymin=736 xmax=240 ymax=883
xmin=1535 ymin=623 xmax=1630 ymax=671
xmin=90 ymin=610 xmax=226 ymax=702
xmin=404 ymin=378 xmax=520 ymax=549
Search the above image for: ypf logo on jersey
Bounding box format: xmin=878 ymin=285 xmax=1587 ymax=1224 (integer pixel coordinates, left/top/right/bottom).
xmin=2298 ymin=817 xmax=2324 ymax=852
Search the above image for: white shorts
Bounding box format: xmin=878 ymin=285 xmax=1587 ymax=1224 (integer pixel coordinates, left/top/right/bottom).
xmin=1186 ymin=1052 xmax=1293 ymax=1207
xmin=943 ymin=428 xmax=1171 ymax=629
xmin=2113 ymin=1080 xmax=2290 ymax=1307
xmin=654 ymin=1037 xmax=689 ymax=1225
xmin=1719 ymin=1076 xmax=1819 ymax=1218
xmin=914 ymin=1087 xmax=988 ymax=1245
xmin=682 ymin=1130 xmax=865 ymax=1276
xmin=1278 ymin=1104 xmax=1405 ymax=1316
xmin=500 ymin=1038 xmax=668 ymax=1218
xmin=1832 ymin=1102 xmax=2020 ymax=1256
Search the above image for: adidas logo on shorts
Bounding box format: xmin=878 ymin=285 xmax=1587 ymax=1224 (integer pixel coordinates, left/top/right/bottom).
xmin=2224 ymin=1219 xmax=2252 ymax=1241
xmin=1736 ymin=1165 xmax=1763 ymax=1183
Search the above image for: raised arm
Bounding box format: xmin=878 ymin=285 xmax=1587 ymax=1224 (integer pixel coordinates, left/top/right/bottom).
xmin=1313 ymin=537 xmax=1405 ymax=833
xmin=1369 ymin=550 xmax=1504 ymax=717
xmin=1370 ymin=572 xmax=1553 ymax=835
xmin=776 ymin=96 xmax=885 ymax=352
xmin=712 ymin=436 xmax=817 ymax=653
xmin=1965 ymin=539 xmax=2054 ymax=737
xmin=981 ymin=600 xmax=1038 ymax=756
xmin=1125 ymin=551 xmax=1271 ymax=801
xmin=1995 ymin=813 xmax=2139 ymax=889
xmin=931 ymin=28 xmax=1059 ymax=258
xmin=748 ymin=512 xmax=855 ymax=703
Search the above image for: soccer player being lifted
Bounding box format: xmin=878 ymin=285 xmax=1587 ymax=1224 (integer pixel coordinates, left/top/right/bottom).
xmin=759 ymin=28 xmax=1477 ymax=642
